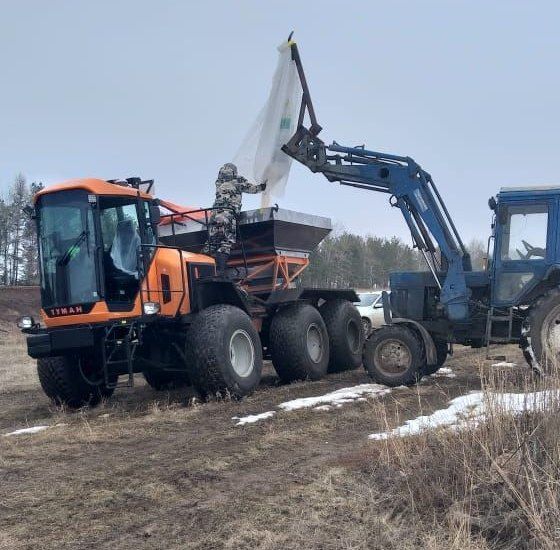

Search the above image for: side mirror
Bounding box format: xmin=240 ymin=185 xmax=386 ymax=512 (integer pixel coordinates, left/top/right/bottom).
xmin=488 ymin=196 xmax=497 ymax=211
xmin=22 ymin=205 xmax=36 ymax=219
xmin=150 ymin=205 xmax=161 ymax=225
xmin=374 ymin=302 xmax=383 ymax=309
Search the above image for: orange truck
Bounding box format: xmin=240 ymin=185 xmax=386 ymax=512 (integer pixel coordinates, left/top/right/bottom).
xmin=19 ymin=177 xmax=362 ymax=407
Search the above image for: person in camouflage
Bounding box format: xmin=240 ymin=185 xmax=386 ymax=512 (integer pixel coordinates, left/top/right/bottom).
xmin=204 ymin=163 xmax=266 ymax=276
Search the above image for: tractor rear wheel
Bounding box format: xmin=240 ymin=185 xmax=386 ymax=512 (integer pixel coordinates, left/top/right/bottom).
xmin=184 ymin=304 xmax=262 ymax=398
xmin=523 ymin=288 xmax=560 ymax=372
xmin=363 ymin=325 xmax=425 ymax=386
xmin=269 ymin=303 xmax=330 ymax=383
xmin=320 ymin=299 xmax=363 ymax=372
xmin=37 ymin=354 xmax=115 ymax=408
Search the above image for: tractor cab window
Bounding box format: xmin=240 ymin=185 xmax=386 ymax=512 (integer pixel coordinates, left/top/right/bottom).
xmin=499 ymin=204 xmax=548 ymax=261
xmin=99 ymin=197 xmax=142 ymax=305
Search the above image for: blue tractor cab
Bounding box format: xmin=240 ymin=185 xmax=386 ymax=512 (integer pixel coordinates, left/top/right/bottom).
xmin=491 ymin=186 xmax=559 ymax=308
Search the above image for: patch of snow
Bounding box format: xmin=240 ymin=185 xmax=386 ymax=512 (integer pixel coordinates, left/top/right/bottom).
xmin=278 ymin=384 xmax=391 ymax=412
xmin=4 ymin=425 xmax=49 ymax=437
xmin=492 ymin=361 xmax=517 ymax=368
xmin=233 ymin=384 xmax=391 ymax=425
xmin=430 ymin=367 xmax=457 ymax=378
xmin=369 ymin=390 xmax=560 ymax=440
xmin=232 ymin=411 xmax=275 ymax=425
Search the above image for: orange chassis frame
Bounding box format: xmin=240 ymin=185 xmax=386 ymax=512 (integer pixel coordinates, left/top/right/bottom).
xmin=228 ymin=253 xmax=309 ymax=295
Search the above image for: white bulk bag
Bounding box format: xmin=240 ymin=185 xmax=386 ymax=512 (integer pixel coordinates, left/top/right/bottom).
xmin=233 ymin=40 xmax=302 ymax=207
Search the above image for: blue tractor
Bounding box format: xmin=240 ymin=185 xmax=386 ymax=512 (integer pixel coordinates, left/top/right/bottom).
xmin=283 ymin=41 xmax=560 ymax=385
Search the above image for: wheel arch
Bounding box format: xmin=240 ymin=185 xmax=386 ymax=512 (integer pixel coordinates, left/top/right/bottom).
xmin=191 ymin=279 xmax=250 ymax=314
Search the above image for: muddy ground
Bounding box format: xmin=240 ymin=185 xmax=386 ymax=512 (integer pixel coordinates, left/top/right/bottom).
xmin=0 ymin=320 xmax=530 ymax=550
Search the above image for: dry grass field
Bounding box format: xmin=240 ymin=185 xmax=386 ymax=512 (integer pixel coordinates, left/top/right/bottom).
xmin=0 ymin=287 xmax=558 ymax=549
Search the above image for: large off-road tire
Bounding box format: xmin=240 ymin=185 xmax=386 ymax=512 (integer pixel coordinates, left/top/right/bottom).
xmin=184 ymin=304 xmax=263 ymax=398
xmin=320 ymin=299 xmax=363 ymax=372
xmin=361 ymin=317 xmax=372 ymax=338
xmin=523 ymin=288 xmax=560 ymax=372
xmin=422 ymin=338 xmax=449 ymax=376
xmin=363 ymin=325 xmax=425 ymax=387
xmin=269 ymin=303 xmax=330 ymax=383
xmin=37 ymin=355 xmax=115 ymax=408
xmin=143 ymin=370 xmax=190 ymax=391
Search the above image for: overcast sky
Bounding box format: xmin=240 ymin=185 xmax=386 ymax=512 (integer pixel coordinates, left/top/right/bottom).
xmin=1 ymin=1 xmax=559 ymax=244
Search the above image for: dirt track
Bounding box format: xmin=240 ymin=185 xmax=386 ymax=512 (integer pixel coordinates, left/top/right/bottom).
xmin=0 ymin=327 xmax=530 ymax=550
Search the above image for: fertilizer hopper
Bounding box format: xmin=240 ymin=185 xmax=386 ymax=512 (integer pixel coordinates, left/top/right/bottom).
xmin=158 ymin=207 xmax=332 ymax=299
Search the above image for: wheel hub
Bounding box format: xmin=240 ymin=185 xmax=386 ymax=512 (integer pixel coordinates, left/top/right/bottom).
xmin=306 ymin=323 xmax=324 ymax=363
xmin=374 ymin=338 xmax=412 ymax=375
xmin=230 ymin=329 xmax=255 ymax=378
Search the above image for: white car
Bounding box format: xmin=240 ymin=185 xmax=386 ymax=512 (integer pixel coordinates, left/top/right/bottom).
xmin=354 ymin=291 xmax=387 ymax=336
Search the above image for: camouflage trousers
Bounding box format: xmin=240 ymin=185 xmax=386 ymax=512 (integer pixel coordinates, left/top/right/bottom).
xmin=203 ymin=209 xmax=237 ymax=255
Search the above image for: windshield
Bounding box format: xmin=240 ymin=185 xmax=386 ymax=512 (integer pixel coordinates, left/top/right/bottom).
xmin=354 ymin=292 xmax=380 ymax=307
xmin=37 ymin=190 xmax=99 ymax=308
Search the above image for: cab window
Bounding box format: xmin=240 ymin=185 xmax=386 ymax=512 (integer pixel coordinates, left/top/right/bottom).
xmin=99 ymin=197 xmax=141 ymax=305
xmin=500 ymin=204 xmax=548 ymax=261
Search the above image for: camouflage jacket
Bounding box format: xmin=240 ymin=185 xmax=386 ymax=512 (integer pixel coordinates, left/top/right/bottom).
xmin=212 ymin=177 xmax=262 ymax=215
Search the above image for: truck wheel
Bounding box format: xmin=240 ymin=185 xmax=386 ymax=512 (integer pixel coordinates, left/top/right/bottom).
xmin=320 ymin=299 xmax=363 ymax=372
xmin=363 ymin=325 xmax=425 ymax=386
xmin=184 ymin=304 xmax=262 ymax=398
xmin=143 ymin=370 xmax=190 ymax=391
xmin=37 ymin=355 xmax=114 ymax=408
xmin=269 ymin=303 xmax=330 ymax=382
xmin=524 ymin=288 xmax=560 ymax=371
xmin=361 ymin=317 xmax=372 ymax=337
xmin=422 ymin=338 xmax=448 ymax=376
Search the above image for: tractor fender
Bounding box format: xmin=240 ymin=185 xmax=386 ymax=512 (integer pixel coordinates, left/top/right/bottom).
xmin=380 ymin=290 xmax=437 ymax=365
xmin=391 ymin=317 xmax=438 ymax=366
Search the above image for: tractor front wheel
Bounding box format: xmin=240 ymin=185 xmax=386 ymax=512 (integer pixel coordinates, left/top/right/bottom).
xmin=422 ymin=338 xmax=449 ymax=376
xmin=363 ymin=325 xmax=425 ymax=386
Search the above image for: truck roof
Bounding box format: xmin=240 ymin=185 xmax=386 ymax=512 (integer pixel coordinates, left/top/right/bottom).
xmin=34 ymin=178 xmax=153 ymax=203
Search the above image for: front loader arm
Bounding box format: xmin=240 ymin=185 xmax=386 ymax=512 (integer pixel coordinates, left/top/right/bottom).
xmin=282 ymin=41 xmax=472 ymax=321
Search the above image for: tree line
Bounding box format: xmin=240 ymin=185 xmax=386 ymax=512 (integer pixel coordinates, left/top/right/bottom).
xmin=301 ymin=231 xmax=486 ymax=289
xmin=0 ymin=174 xmax=43 ymax=286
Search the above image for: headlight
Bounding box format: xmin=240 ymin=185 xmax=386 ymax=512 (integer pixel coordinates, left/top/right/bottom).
xmin=143 ymin=302 xmax=160 ymax=315
xmin=18 ymin=316 xmax=35 ymax=329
